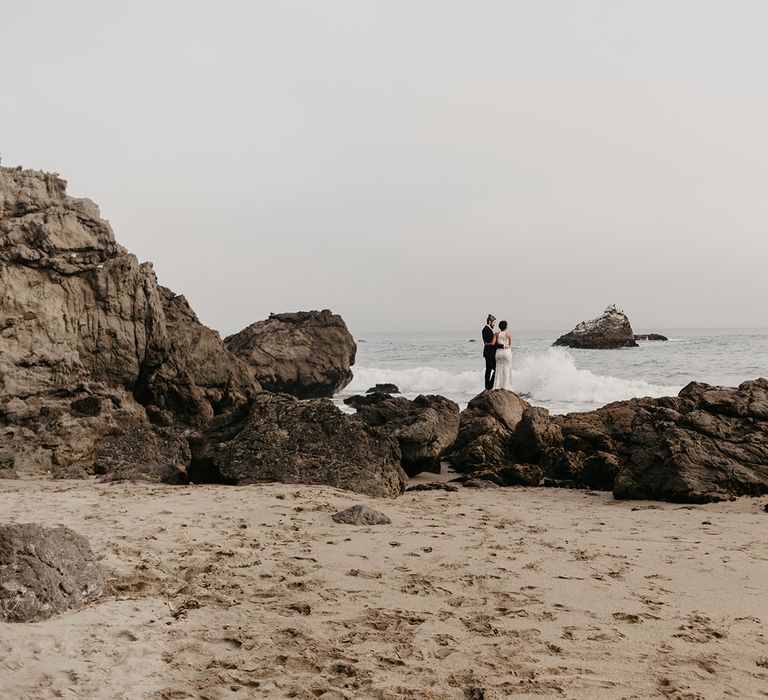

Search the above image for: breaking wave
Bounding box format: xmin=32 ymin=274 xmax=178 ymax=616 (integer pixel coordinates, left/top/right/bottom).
xmin=345 ymin=348 xmax=681 ymax=413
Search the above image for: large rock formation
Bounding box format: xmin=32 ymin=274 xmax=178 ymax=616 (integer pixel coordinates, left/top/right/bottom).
xmin=554 ymin=304 xmax=638 ymax=349
xmin=446 ymin=390 xmax=529 ymax=472
xmin=0 ymin=523 xmax=105 ymax=622
xmin=344 ymin=393 xmax=460 ymax=476
xmin=450 ymin=380 xmax=768 ymax=503
xmin=224 ymin=310 xmax=356 ymax=398
xmin=204 ymin=392 xmax=407 ymax=498
xmin=0 ymin=166 xmax=258 ymax=477
xmin=611 ymin=380 xmax=768 ymax=502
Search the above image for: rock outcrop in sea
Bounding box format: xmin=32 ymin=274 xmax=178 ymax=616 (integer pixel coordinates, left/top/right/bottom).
xmin=3 ymin=165 xmax=766 ymax=505
xmin=225 ymin=310 xmax=356 ymax=399
xmin=554 ymin=304 xmax=638 ymax=349
xmin=634 ymin=333 xmax=668 ymax=341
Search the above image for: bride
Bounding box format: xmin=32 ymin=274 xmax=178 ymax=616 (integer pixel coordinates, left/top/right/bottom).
xmin=492 ymin=320 xmax=514 ymax=390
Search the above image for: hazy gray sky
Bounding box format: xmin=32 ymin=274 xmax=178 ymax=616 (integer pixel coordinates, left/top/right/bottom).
xmin=3 ymin=1 xmax=767 ymax=335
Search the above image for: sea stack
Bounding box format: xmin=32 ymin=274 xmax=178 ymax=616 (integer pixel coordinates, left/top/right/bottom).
xmin=553 ymin=304 xmax=638 ymax=349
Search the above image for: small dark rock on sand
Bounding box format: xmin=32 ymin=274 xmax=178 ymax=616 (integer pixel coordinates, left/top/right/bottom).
xmin=462 ymin=478 xmax=500 ymax=489
xmin=332 ymin=505 xmax=392 ymax=525
xmin=406 ymin=482 xmax=460 ymax=493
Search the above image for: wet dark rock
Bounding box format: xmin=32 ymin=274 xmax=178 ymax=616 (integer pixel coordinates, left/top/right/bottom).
xmin=225 ymin=310 xmax=356 ymax=399
xmin=462 ymin=478 xmax=500 ymax=489
xmin=332 ymin=504 xmax=391 ymax=525
xmin=460 ymin=463 xmax=545 ymax=487
xmin=93 ymin=424 xmax=191 ymax=484
xmin=634 ymin=334 xmax=668 ymax=341
xmin=539 ymin=478 xmax=579 ymax=489
xmin=449 ymin=378 xmax=768 ymax=503
xmin=511 ymin=379 xmax=768 ymax=502
xmin=209 ymin=392 xmax=407 ymax=498
xmin=366 ymin=383 xmax=400 ymax=394
xmin=0 ymin=523 xmax=105 ymax=622
xmin=554 ymin=304 xmax=638 ymax=349
xmin=611 ymin=379 xmax=768 ymax=502
xmin=406 ymin=482 xmax=460 ymax=493
xmin=344 ymin=393 xmax=459 ymax=477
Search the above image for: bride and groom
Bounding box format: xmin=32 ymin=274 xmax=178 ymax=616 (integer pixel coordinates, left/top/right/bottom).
xmin=482 ymin=314 xmax=513 ymax=391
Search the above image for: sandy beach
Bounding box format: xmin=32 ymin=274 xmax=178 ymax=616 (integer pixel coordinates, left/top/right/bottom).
xmin=0 ymin=479 xmax=766 ymax=699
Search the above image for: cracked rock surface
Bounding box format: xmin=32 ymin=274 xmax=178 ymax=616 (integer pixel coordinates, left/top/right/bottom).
xmin=0 ymin=523 xmax=105 ymax=622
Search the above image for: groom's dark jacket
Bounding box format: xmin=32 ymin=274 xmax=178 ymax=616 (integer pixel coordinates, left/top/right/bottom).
xmin=482 ymin=325 xmax=495 ymax=359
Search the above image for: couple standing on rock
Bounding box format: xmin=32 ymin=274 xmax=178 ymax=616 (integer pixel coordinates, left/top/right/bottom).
xmin=482 ymin=314 xmax=513 ymax=391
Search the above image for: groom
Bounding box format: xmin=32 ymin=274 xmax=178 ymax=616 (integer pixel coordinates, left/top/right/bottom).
xmin=482 ymin=314 xmax=496 ymax=390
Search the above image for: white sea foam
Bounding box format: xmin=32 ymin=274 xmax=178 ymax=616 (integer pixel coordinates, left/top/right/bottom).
xmin=346 ymin=366 xmax=481 ymax=399
xmin=510 ymin=348 xmax=681 ymax=408
xmin=345 ymin=348 xmax=681 ymax=413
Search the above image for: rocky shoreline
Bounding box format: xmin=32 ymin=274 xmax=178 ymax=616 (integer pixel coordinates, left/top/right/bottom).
xmin=1 ymin=166 xmax=767 ymax=700
xmin=1 ymin=166 xmax=766 ymax=505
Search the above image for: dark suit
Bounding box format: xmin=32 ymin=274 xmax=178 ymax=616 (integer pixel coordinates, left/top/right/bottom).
xmin=482 ymin=324 xmax=496 ymax=390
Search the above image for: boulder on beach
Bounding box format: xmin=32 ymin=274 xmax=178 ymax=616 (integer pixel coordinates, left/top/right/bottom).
xmin=0 ymin=523 xmax=105 ymax=622
xmin=611 ymin=379 xmax=768 ymax=502
xmin=207 ymin=392 xmax=407 ymax=498
xmin=332 ymin=504 xmax=391 ymax=525
xmin=0 ymin=166 xmax=258 ymax=478
xmin=224 ymin=310 xmax=356 ymax=399
xmin=344 ymin=393 xmax=460 ymax=476
xmin=553 ymin=304 xmax=638 ymax=349
xmin=462 ymin=380 xmax=768 ymax=503
xmin=447 ymin=378 xmax=768 ymax=502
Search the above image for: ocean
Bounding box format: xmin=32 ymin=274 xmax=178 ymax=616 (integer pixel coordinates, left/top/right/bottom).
xmin=337 ymin=328 xmax=768 ymax=414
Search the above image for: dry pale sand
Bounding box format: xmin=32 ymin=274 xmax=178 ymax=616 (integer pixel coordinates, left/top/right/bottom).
xmin=0 ymin=477 xmax=767 ymax=700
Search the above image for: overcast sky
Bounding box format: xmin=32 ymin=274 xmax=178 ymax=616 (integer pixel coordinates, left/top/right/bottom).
xmin=2 ymin=1 xmax=767 ymax=335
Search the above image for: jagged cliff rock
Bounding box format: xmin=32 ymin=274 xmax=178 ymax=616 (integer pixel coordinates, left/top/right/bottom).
xmin=554 ymin=304 xmax=638 ymax=349
xmin=0 ymin=166 xmax=258 ymax=477
xmin=224 ymin=310 xmax=356 ymax=398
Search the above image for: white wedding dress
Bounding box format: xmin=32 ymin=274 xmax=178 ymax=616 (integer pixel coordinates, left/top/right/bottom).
xmin=493 ymin=330 xmax=513 ymax=390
